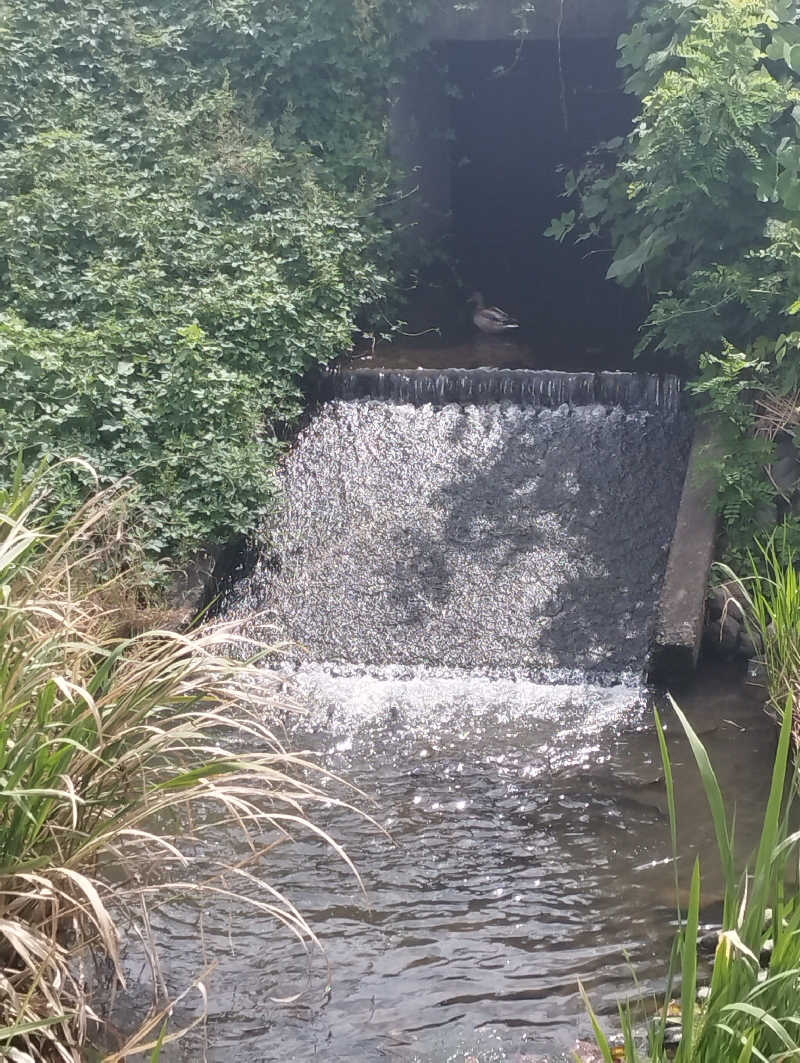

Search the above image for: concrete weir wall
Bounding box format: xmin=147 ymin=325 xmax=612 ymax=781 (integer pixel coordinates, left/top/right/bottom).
xmin=649 ymin=423 xmax=720 ymax=685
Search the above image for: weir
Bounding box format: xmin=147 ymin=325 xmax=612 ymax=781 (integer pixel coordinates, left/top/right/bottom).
xmin=322 ymin=367 xmax=682 ymax=411
xmin=167 ymin=371 xmax=744 ymax=1063
xmin=226 ymin=369 xmax=690 ymax=681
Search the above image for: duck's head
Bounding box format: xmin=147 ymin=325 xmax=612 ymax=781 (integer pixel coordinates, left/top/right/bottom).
xmin=468 ymin=291 xmax=484 ymax=308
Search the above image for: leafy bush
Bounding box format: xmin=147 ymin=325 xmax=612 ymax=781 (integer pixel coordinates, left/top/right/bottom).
xmin=550 ymin=0 xmax=800 ymax=364
xmin=686 ymin=346 xmax=779 ymax=561
xmin=549 ymin=0 xmax=800 ymax=557
xmin=0 ymin=0 xmax=431 ymax=568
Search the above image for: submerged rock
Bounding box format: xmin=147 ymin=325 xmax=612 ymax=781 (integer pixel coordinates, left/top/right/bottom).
xmin=698 ymin=928 xmax=721 ymax=954
xmin=707 ymin=582 xmax=747 ymax=623
xmin=705 ymin=614 xmax=741 ymax=654
xmin=704 ymin=580 xmax=766 ymax=661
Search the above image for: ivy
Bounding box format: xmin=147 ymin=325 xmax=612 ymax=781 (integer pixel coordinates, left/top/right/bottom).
xmin=0 ymin=0 xmax=437 ymax=571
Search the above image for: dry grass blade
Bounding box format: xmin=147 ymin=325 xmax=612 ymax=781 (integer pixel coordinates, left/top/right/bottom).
xmin=100 ymin=970 xmax=212 ymax=1062
xmin=0 ymin=475 xmax=366 ymax=1060
xmin=754 ymin=389 xmax=800 ymax=442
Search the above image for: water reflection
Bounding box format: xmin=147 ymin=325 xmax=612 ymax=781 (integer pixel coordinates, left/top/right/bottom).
xmin=117 ymin=663 xmax=774 ymax=1062
xmin=350 ymin=331 xmax=638 ymax=377
xmin=353 ymin=335 xmax=541 ymax=373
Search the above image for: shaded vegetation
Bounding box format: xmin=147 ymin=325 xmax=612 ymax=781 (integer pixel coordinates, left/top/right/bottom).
xmin=0 ymin=0 xmax=435 ymax=572
xmin=550 ymin=0 xmax=800 ymax=561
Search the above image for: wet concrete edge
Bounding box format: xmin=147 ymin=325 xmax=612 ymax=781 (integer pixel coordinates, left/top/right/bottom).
xmin=649 ymin=420 xmax=720 ymax=684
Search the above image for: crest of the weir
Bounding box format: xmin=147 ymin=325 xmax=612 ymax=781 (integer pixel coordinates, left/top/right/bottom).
xmin=323 ymin=368 xmax=681 ymax=410
xmin=227 ymin=369 xmax=690 ymax=681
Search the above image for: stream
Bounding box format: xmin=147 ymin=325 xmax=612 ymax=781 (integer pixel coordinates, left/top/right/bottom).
xmin=129 ymin=664 xmax=773 ymax=1063
xmin=122 ymin=376 xmax=775 ymax=1061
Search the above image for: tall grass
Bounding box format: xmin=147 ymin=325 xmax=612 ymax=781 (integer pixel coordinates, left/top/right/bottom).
xmin=580 ymin=531 xmax=800 ymax=1060
xmin=716 ymin=530 xmax=800 ymax=741
xmin=583 ymin=692 xmax=800 ymax=1062
xmin=0 ymin=472 xmax=361 ymax=1061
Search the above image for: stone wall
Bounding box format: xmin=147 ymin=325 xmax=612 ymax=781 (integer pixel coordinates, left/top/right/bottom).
xmin=389 ymin=46 xmax=453 ymax=245
xmin=391 ymin=0 xmax=632 ymax=243
xmin=704 ymin=581 xmax=761 ymax=662
xmin=426 ymin=0 xmax=628 ymax=41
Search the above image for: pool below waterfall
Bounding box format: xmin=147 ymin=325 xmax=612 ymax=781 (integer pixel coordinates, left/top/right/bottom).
xmin=124 ymin=376 xmax=776 ymax=1062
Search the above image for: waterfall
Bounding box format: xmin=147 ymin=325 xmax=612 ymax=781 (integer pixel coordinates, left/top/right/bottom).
xmin=320 ymin=368 xmax=681 ymax=413
xmin=224 ymin=380 xmax=690 ymax=682
xmin=204 ymin=369 xmax=697 ymax=1061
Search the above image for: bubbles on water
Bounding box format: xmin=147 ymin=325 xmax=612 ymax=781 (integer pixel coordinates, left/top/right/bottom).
xmin=278 ymin=662 xmax=648 ymax=779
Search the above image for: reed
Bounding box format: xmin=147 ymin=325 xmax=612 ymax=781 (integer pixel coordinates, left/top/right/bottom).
xmin=716 ymin=530 xmax=800 ymax=740
xmin=582 ymin=696 xmax=800 ymax=1062
xmin=0 ymin=472 xmax=360 ymax=1061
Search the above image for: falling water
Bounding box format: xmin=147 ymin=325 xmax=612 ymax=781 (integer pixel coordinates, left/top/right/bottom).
xmin=226 ymin=383 xmax=689 ymax=680
xmin=132 ymin=374 xmax=777 ymax=1063
xmin=320 ymin=368 xmax=681 ymax=412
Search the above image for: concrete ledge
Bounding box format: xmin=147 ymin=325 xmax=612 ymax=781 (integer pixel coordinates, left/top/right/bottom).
xmin=649 ymin=421 xmax=720 ymax=685
xmin=427 ymin=0 xmax=628 ymax=40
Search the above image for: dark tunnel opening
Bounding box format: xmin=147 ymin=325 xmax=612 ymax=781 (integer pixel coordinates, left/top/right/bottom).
xmin=446 ymin=37 xmax=645 ymax=368
xmin=361 ymin=36 xmax=656 ymax=374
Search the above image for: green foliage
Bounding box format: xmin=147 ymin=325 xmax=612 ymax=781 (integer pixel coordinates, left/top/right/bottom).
xmin=587 ymin=695 xmax=800 ymax=1062
xmin=0 ymin=0 xmax=434 ymax=567
xmin=553 ymin=0 xmax=800 ymax=364
xmin=685 ymin=339 xmax=800 ymax=563
xmin=717 ymin=530 xmax=800 ymax=723
xmin=550 ymin=0 xmax=800 ymax=559
xmin=687 ymin=346 xmax=777 ymax=557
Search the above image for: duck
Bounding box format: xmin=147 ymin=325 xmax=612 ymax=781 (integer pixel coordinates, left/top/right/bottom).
xmin=469 ymin=292 xmax=520 ymax=335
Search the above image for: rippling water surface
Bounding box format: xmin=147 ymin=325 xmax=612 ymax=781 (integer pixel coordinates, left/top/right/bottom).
xmin=117 ymin=392 xmax=774 ymax=1061
xmin=227 ymin=399 xmax=690 ymax=678
xmin=125 ymin=666 xmax=773 ymax=1063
